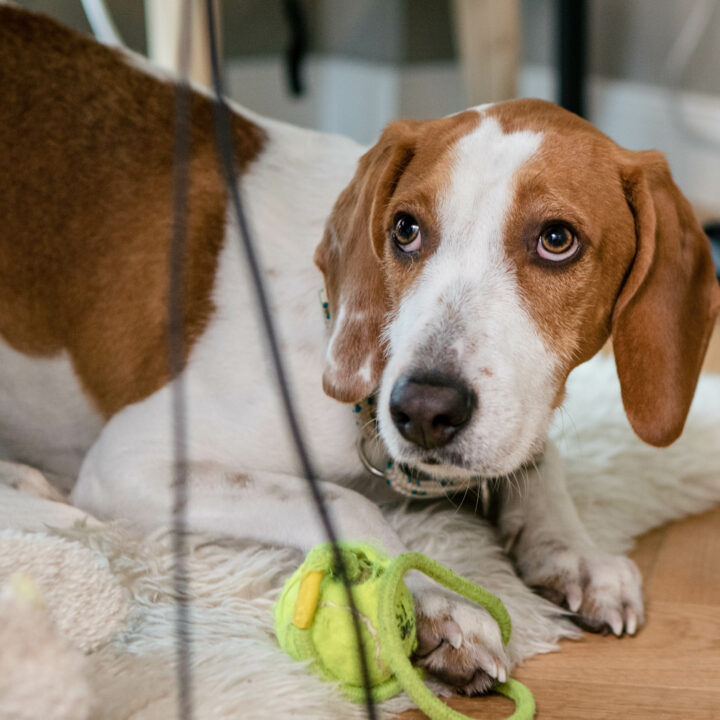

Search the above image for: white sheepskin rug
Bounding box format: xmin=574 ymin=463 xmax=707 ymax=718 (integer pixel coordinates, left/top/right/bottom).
xmin=5 ymin=354 xmax=720 ymax=719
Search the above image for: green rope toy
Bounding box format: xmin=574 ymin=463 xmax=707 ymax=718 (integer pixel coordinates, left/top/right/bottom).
xmin=275 ymin=543 xmax=535 ymax=719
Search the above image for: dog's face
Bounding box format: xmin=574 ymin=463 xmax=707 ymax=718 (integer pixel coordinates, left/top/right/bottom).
xmin=316 ymin=99 xmax=720 ymax=479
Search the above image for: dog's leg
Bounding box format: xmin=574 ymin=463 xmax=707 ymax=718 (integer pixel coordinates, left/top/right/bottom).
xmin=499 ymin=440 xmax=643 ymax=636
xmin=78 ymin=462 xmax=413 ymax=554
xmin=0 ymin=459 xmax=67 ymax=503
xmin=72 ymin=437 xmax=508 ymax=695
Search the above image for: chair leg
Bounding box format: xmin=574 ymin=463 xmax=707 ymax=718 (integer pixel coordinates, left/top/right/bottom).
xmin=451 ymin=0 xmax=520 ymax=106
xmin=144 ymin=0 xmax=220 ymax=87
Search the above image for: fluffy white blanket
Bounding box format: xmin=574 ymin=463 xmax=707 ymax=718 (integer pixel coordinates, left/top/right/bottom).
xmin=1 ymin=354 xmax=719 ymax=720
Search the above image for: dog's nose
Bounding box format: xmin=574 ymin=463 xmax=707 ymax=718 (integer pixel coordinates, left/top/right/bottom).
xmin=389 ymin=374 xmax=475 ymax=449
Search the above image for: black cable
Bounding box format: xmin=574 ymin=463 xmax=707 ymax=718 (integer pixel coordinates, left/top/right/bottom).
xmin=202 ymin=2 xmax=377 ymax=718
xmin=169 ymin=3 xmax=194 ymax=720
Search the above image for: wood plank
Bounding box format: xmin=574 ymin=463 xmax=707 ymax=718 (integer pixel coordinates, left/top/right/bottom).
xmin=514 ymin=601 xmax=720 ymax=691
xmin=497 ymin=680 xmax=720 ymax=720
xmin=397 ymin=678 xmax=720 ymax=720
xmin=397 ymin=691 xmax=516 ymax=720
xmin=646 ymin=506 xmax=720 ymax=605
xmin=628 ymin=523 xmax=667 ymax=579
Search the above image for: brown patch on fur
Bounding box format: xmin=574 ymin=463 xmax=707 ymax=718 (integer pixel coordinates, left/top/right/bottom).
xmin=612 ymin=152 xmax=720 ymax=445
xmin=0 ymin=7 xmax=265 ymax=417
xmin=233 ymin=473 xmax=252 ymax=488
xmin=492 ymin=100 xmax=638 ymax=371
xmin=265 ymin=484 xmax=293 ymax=502
xmin=315 ymin=111 xmax=480 ymax=402
xmin=489 ymin=99 xmax=720 ymax=445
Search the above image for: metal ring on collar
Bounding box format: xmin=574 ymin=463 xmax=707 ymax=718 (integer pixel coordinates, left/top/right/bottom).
xmin=356 ymin=435 xmax=386 ymax=478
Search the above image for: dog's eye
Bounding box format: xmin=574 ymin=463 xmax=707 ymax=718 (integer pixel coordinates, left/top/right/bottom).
xmin=392 ymin=213 xmax=422 ymax=253
xmin=537 ymin=225 xmax=578 ymax=262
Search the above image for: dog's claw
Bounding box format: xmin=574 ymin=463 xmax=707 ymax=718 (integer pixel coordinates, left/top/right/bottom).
xmin=608 ymin=609 xmax=624 ymax=636
xmin=565 ymin=583 xmax=582 ymax=613
xmin=522 ymin=549 xmax=644 ymax=638
xmin=447 ymin=625 xmax=463 ymax=649
xmin=625 ymin=607 xmax=638 ymax=636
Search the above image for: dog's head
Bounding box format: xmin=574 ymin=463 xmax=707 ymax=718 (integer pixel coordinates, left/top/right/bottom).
xmin=315 ymin=99 xmax=720 ymax=479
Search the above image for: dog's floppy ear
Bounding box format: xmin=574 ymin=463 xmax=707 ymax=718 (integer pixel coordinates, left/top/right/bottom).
xmin=314 ymin=121 xmax=417 ymax=403
xmin=612 ymin=150 xmax=720 ymax=446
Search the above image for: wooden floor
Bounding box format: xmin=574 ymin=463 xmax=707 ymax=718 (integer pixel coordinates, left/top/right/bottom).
xmin=399 ymin=323 xmax=720 ymax=720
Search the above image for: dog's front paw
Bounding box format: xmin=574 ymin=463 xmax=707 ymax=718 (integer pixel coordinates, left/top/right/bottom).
xmin=519 ymin=547 xmax=644 ymax=636
xmin=411 ymin=587 xmax=509 ymax=696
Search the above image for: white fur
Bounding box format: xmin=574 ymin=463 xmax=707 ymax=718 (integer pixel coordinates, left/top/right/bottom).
xmin=0 ymin=340 xmax=102 ymax=484
xmin=499 ymin=442 xmax=644 ymax=635
xmin=325 ymin=302 xmax=347 ymax=371
xmin=356 ymin=356 xmax=374 ymax=384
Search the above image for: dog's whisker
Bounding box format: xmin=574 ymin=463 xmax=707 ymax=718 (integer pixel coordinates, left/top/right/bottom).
xmin=510 ymin=470 xmax=520 ymax=499
xmin=508 ymin=469 xmax=521 ymax=501
xmin=444 ymin=491 xmax=460 ymax=509
xmin=454 ymin=484 xmax=471 ymax=515
xmin=473 ymin=485 xmax=481 ymax=515
xmin=518 ymin=465 xmax=530 ymax=501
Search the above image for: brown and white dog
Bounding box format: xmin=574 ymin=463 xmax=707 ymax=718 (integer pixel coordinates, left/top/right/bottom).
xmin=2 ymin=7 xmax=719 ymax=694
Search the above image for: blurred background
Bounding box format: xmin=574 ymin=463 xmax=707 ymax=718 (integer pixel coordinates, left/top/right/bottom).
xmin=14 ymin=0 xmax=720 ymax=221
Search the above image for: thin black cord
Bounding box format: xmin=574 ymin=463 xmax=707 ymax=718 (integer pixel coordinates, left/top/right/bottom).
xmin=169 ymin=2 xmax=194 ymax=719
xmin=202 ymin=2 xmax=377 ymax=718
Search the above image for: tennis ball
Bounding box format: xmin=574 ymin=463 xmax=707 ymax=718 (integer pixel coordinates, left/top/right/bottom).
xmin=276 ymin=545 xmax=537 ymax=719
xmin=274 ymin=543 xmax=417 ymax=695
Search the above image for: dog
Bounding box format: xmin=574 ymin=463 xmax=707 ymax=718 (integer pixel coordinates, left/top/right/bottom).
xmin=2 ymin=6 xmax=719 ymax=695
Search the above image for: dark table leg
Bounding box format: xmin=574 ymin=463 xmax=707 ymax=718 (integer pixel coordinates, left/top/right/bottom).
xmin=557 ymin=0 xmax=588 ymax=118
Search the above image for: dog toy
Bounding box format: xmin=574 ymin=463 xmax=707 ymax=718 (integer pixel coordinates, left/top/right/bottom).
xmin=275 ymin=543 xmax=535 ymax=719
